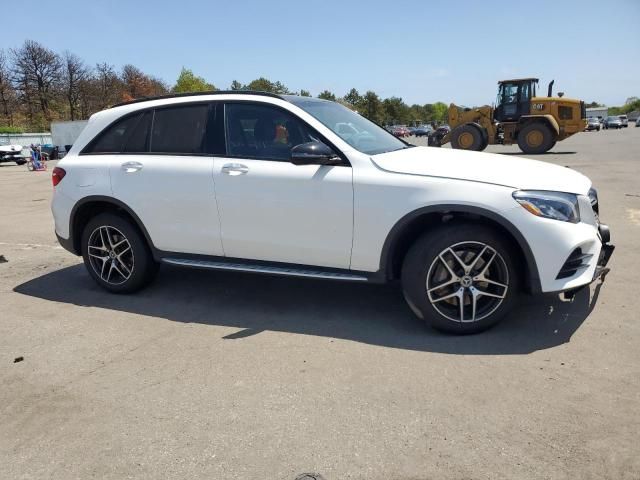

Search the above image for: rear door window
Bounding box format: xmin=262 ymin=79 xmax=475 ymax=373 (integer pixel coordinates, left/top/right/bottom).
xmin=123 ymin=111 xmax=152 ymax=153
xmin=150 ymin=104 xmax=209 ymax=154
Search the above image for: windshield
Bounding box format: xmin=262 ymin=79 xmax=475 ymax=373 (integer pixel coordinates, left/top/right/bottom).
xmin=286 ymin=96 xmax=409 ymax=155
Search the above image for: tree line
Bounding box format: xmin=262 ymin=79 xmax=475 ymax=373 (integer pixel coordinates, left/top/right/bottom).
xmin=2 ymin=40 xmax=637 ymax=134
xmin=0 ymin=40 xmax=450 ymax=133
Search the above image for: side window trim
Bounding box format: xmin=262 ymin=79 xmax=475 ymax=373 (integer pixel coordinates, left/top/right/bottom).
xmin=221 ymin=100 xmax=350 ymax=166
xmin=80 ymin=101 xmax=218 ymax=157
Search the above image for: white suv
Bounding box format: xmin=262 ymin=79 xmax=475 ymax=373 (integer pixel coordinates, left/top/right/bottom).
xmin=51 ymin=92 xmax=614 ymax=334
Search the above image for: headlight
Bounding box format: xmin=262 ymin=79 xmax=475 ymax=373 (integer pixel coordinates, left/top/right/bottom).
xmin=513 ymin=190 xmax=580 ymax=223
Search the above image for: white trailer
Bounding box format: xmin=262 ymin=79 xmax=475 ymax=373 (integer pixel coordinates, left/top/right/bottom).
xmin=51 ymin=120 xmax=89 ymax=149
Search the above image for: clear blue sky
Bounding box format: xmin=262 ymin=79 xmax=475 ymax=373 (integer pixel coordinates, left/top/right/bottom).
xmin=4 ymin=0 xmax=639 ymax=106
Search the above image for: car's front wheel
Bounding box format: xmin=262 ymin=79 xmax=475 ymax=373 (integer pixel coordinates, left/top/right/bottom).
xmin=401 ymin=223 xmax=520 ymax=334
xmin=81 ymin=213 xmax=158 ymax=293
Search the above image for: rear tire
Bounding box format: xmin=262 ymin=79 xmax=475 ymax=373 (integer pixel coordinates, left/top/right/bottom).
xmin=401 ymin=223 xmax=520 ymax=334
xmin=450 ymin=124 xmax=484 ymax=151
xmin=15 ymin=159 xmax=26 ymax=166
xmin=517 ymin=122 xmax=555 ymax=154
xmin=81 ymin=212 xmax=158 ymax=293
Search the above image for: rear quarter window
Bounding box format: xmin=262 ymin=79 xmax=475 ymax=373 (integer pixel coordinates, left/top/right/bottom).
xmin=83 ymin=114 xmax=142 ymax=154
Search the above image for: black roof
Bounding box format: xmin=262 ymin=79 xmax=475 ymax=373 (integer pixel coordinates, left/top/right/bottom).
xmin=498 ymin=78 xmax=539 ymax=84
xmin=110 ymin=90 xmax=285 ymax=108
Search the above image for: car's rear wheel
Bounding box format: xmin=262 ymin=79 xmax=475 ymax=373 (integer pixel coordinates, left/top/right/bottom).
xmin=401 ymin=223 xmax=520 ymax=334
xmin=81 ymin=213 xmax=158 ymax=293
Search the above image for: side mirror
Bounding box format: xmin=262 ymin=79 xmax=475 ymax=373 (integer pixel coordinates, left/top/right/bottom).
xmin=290 ymin=141 xmax=342 ymax=166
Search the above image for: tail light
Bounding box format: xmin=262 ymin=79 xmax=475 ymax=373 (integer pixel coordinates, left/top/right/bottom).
xmin=52 ymin=167 xmax=66 ymax=187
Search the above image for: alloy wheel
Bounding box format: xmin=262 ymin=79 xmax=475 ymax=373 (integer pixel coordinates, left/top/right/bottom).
xmin=87 ymin=226 xmax=135 ymax=285
xmin=426 ymin=241 xmax=509 ymax=323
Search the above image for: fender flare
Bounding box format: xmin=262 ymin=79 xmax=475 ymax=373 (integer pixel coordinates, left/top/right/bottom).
xmin=379 ymin=204 xmax=542 ymax=293
xmin=67 ymin=195 xmax=157 ymax=256
xmin=520 ymin=114 xmax=560 ymax=136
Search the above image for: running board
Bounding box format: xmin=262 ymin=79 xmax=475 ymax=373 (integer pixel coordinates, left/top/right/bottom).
xmin=162 ymin=257 xmax=369 ymax=282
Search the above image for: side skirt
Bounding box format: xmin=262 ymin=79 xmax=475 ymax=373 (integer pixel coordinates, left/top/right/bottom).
xmin=160 ymin=255 xmax=380 ymax=283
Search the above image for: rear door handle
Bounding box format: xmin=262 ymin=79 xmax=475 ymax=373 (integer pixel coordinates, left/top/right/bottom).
xmin=221 ymin=163 xmax=249 ymax=176
xmin=121 ymin=161 xmax=143 ymax=173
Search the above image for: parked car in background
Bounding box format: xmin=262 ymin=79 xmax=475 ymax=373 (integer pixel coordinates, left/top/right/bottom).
xmin=414 ymin=125 xmax=434 ymax=137
xmin=618 ymin=115 xmax=628 ymax=127
xmin=51 ymin=91 xmax=614 ymax=334
xmin=0 ymin=143 xmax=26 ymax=165
xmin=391 ymin=126 xmax=410 ymax=137
xmin=585 ymin=118 xmax=601 ymax=131
xmin=636 ymin=118 xmax=640 ymax=127
xmin=603 ymin=116 xmax=623 ymax=129
xmin=407 ymin=127 xmax=417 ymax=136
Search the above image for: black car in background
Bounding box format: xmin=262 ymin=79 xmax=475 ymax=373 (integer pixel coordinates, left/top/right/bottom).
xmin=414 ymin=125 xmax=434 ymax=137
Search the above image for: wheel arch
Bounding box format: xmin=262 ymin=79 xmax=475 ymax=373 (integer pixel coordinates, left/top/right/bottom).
xmin=379 ymin=205 xmax=542 ymax=293
xmin=519 ymin=114 xmax=560 ymax=136
xmin=68 ymin=196 xmax=156 ymax=257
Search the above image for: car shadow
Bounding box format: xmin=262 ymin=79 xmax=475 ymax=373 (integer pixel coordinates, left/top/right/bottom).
xmin=13 ymin=264 xmax=603 ymax=355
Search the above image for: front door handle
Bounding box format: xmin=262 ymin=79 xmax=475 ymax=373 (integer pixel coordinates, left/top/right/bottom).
xmin=221 ymin=163 xmax=249 ymax=176
xmin=121 ymin=161 xmax=143 ymax=173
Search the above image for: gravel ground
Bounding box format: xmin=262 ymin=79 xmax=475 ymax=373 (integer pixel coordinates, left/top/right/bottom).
xmin=1 ymin=126 xmax=639 ymax=479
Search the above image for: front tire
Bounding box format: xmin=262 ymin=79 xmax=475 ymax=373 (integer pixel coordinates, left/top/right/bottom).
xmin=81 ymin=213 xmax=158 ymax=293
xmin=401 ymin=223 xmax=520 ymax=334
xmin=450 ymin=124 xmax=484 ymax=151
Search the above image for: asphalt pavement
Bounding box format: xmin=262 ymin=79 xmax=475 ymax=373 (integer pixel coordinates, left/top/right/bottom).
xmin=1 ymin=126 xmax=639 ymax=479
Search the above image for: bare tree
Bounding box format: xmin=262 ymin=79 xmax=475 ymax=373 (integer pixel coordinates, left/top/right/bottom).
xmin=11 ymin=40 xmax=61 ymax=123
xmin=0 ymin=49 xmax=17 ymax=126
xmin=122 ymin=64 xmax=168 ymax=100
xmin=62 ymin=51 xmax=89 ymax=120
xmin=93 ymin=62 xmax=122 ymax=109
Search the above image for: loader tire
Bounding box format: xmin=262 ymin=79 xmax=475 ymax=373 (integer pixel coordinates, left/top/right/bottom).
xmin=450 ymin=125 xmax=484 ymax=151
xmin=518 ymin=122 xmax=555 ymax=154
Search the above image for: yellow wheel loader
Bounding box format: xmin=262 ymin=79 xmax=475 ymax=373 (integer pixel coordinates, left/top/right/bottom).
xmin=429 ymin=78 xmax=586 ymax=154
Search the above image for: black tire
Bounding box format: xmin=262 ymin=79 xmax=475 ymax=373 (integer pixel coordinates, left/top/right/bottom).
xmin=401 ymin=223 xmax=520 ymax=334
xmin=81 ymin=212 xmax=158 ymax=293
xmin=517 ymin=122 xmax=555 ymax=154
xmin=15 ymin=159 xmax=26 ymax=166
xmin=450 ymin=124 xmax=484 ymax=151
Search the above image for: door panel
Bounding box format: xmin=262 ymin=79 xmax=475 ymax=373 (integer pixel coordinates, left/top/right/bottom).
xmin=110 ymin=155 xmax=224 ymax=256
xmin=213 ymin=158 xmax=353 ymax=268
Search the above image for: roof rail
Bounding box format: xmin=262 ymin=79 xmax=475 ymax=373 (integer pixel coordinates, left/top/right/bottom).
xmin=110 ymin=90 xmax=285 ymax=108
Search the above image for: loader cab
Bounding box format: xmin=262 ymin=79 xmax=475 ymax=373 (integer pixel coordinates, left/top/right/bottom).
xmin=494 ymin=78 xmax=538 ymax=122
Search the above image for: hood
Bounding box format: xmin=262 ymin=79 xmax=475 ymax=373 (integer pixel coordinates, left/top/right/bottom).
xmin=371 ymin=146 xmax=591 ymax=194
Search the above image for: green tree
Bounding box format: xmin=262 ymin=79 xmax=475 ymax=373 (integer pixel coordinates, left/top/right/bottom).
xmin=432 ymin=102 xmax=449 ymax=123
xmin=382 ymin=97 xmax=409 ymax=124
xmin=230 ymin=79 xmax=243 ymax=90
xmin=360 ymin=91 xmax=384 ymax=124
xmin=343 ymin=88 xmax=363 ymax=110
xmin=172 ymin=68 xmax=215 ymax=93
xmin=299 ymin=89 xmax=311 ymax=97
xmin=317 ymin=90 xmax=336 ymax=101
xmin=245 ymin=77 xmax=290 ymax=94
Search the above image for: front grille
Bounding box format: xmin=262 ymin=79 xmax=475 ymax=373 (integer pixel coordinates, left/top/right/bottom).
xmin=557 ymin=248 xmax=593 ymax=279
